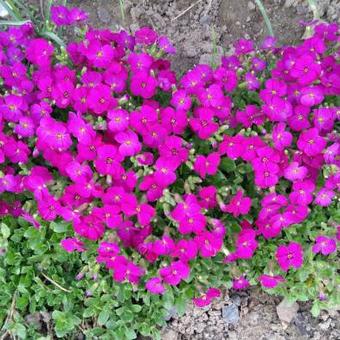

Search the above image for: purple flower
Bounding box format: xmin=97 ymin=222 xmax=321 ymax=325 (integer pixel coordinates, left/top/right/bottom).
xmin=61 ymin=238 xmax=85 ymax=252
xmin=297 ymin=128 xmax=326 ymax=156
xmin=275 ymin=242 xmax=304 ymax=271
xmin=194 ymin=153 xmax=220 ymax=179
xmin=314 ymin=188 xmax=335 ymax=207
xmin=130 ymin=71 xmax=157 ymax=99
xmin=51 ymin=6 xmax=71 ymax=26
xmin=159 ymin=261 xmax=190 ymax=286
xmin=312 ymin=236 xmax=336 ymax=255
xmin=146 ymin=277 xmax=165 ymax=294
xmin=232 ymin=276 xmax=249 ymax=290
xmin=258 ymin=274 xmax=285 ymax=288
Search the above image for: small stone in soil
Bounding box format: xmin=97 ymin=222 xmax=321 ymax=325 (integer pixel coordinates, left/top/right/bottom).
xmin=222 ymin=304 xmax=240 ymax=325
xmin=230 ymin=294 xmax=241 ymax=306
xmin=276 ymin=298 xmax=299 ymax=324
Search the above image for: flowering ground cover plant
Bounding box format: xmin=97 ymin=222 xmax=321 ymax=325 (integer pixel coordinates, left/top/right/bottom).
xmin=0 ymin=3 xmax=339 ymax=339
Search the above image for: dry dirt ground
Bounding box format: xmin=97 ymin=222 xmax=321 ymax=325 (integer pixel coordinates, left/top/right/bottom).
xmin=68 ymin=0 xmax=339 ymax=74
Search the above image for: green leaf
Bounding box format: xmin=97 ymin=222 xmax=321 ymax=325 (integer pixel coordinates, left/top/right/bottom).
xmin=13 ymin=323 xmax=27 ymax=339
xmin=130 ymin=304 xmax=142 ymax=313
xmin=50 ymin=221 xmax=69 ymax=233
xmin=220 ymin=158 xmax=236 ymax=172
xmin=1 ymin=223 xmax=10 ymax=238
xmin=98 ymin=309 xmax=110 ymax=326
xmin=40 ymin=31 xmax=65 ymax=48
xmin=311 ymin=302 xmax=321 ymax=317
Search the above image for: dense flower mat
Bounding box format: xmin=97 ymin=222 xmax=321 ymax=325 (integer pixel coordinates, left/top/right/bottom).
xmin=0 ymin=4 xmax=339 ymax=338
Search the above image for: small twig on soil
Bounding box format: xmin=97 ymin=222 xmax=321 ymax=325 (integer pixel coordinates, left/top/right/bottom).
xmin=171 ymin=0 xmax=203 ymax=22
xmin=41 ymin=272 xmax=71 ymax=293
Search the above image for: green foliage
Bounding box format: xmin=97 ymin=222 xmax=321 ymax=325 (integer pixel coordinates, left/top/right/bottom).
xmin=0 ymin=216 xmax=170 ymax=339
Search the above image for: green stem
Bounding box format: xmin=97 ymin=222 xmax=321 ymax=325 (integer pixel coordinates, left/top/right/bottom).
xmin=254 ymin=0 xmax=275 ymax=37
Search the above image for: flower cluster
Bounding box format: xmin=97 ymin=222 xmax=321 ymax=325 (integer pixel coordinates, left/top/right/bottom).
xmin=0 ymin=6 xmax=338 ymax=308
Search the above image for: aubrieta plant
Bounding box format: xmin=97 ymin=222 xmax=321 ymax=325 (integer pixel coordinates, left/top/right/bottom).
xmin=0 ymin=3 xmax=339 ymax=339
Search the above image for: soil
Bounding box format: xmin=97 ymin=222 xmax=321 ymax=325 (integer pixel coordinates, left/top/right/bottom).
xmin=162 ymin=288 xmax=340 ymax=340
xmin=68 ymin=0 xmax=339 ymax=74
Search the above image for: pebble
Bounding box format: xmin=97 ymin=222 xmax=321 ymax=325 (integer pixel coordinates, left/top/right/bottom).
xmin=248 ymin=1 xmax=256 ymax=11
xmin=319 ymin=319 xmax=331 ymax=331
xmin=222 ymin=304 xmax=240 ymax=325
xmin=200 ymin=15 xmax=211 ymax=25
xmin=97 ymin=7 xmax=112 ymax=23
xmin=231 ymin=294 xmax=241 ymax=306
xmin=161 ymin=329 xmax=178 ymax=340
xmin=276 ymin=299 xmax=299 ymax=324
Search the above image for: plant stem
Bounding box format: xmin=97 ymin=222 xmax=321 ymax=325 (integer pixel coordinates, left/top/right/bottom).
xmin=254 ymin=0 xmax=274 ymax=37
xmin=41 ymin=272 xmax=71 ymax=293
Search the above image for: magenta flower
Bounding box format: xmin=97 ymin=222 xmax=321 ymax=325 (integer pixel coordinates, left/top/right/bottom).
xmin=37 ymin=192 xmax=61 ymax=221
xmin=73 ymin=215 xmax=105 ymax=241
xmin=135 ymin=27 xmax=157 ymax=46
xmin=193 ymin=288 xmax=221 ymax=307
xmin=290 ymin=54 xmax=321 ymax=85
xmin=287 ymin=105 xmax=311 ymax=131
xmin=199 ymin=84 xmax=224 ymax=108
xmin=177 ymin=211 xmax=206 ymax=235
xmin=146 ymin=277 xmax=165 ymax=294
xmin=130 ymin=105 xmax=158 ymax=134
xmin=198 ymin=186 xmax=217 ymax=209
xmin=108 ymin=108 xmax=129 ymax=132
xmin=234 ymin=38 xmax=254 ymax=55
xmin=190 ymin=107 xmax=218 ymax=139
xmin=130 ymin=71 xmax=157 ymax=99
xmin=258 ymin=274 xmax=285 ymax=289
xmin=88 ymin=84 xmax=115 ymax=115
xmin=314 ymin=188 xmax=335 ymax=207
xmin=232 ymin=276 xmax=250 ymax=290
xmin=289 ymin=180 xmax=315 ymax=206
xmin=51 ymin=6 xmax=70 ymax=26
xmin=223 ymin=190 xmax=252 ymax=217
xmin=61 ymin=238 xmax=85 ymax=252
xmin=159 ymin=261 xmax=190 ymax=286
xmin=171 ymin=89 xmax=192 ymax=111
xmin=284 ymin=162 xmax=308 ymax=182
xmin=313 ymin=108 xmax=336 ymax=132
xmin=139 ymin=175 xmax=163 ymax=202
xmin=300 ymin=86 xmax=324 ymax=107
xmin=154 ymin=157 xmax=177 ymax=187
xmin=113 ymin=258 xmax=145 ymax=284
xmin=196 ymin=232 xmax=223 ymax=257
xmin=171 ymin=239 xmax=198 ymax=262
xmin=161 ymin=107 xmax=188 ymax=134
xmin=194 ymin=152 xmax=220 ymax=179
xmin=158 ymin=36 xmax=176 ymax=54
xmin=94 ymin=144 xmax=123 ymax=176
xmin=297 ymin=128 xmax=326 ymax=156
xmin=272 ymin=123 xmax=292 ymax=151
xmin=213 ymin=67 xmax=238 ymax=92
xmin=115 ymin=130 xmax=142 ymax=157
xmin=158 ymin=136 xmax=189 ymax=167
xmin=153 ymin=235 xmax=175 ymax=256
xmin=235 ymin=229 xmax=258 ymax=259
xmin=128 ymin=52 xmax=153 ymax=73
xmin=312 ymin=236 xmax=336 ymax=255
xmin=70 ymin=7 xmax=88 ymax=23
xmin=26 ymin=38 xmax=54 ymax=66
xmin=14 ymin=117 xmax=35 ymax=138
xmin=275 ymin=242 xmax=304 ymax=271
